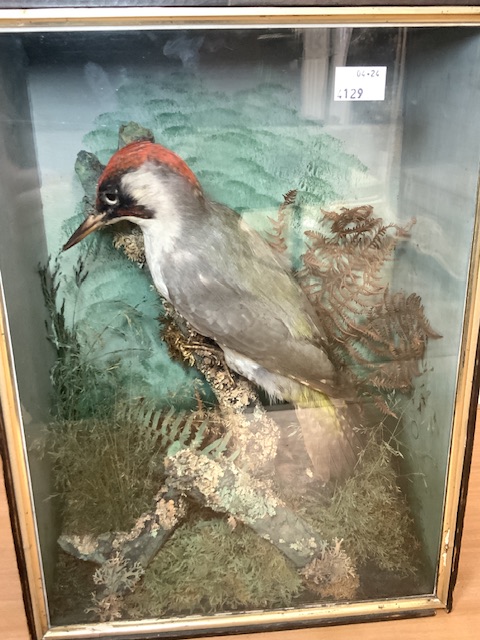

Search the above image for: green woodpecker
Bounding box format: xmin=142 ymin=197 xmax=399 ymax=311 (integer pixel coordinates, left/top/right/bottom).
xmin=64 ymin=140 xmax=360 ymax=482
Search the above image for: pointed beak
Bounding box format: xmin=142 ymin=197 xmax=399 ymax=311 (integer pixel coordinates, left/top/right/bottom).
xmin=62 ymin=212 xmax=107 ymax=251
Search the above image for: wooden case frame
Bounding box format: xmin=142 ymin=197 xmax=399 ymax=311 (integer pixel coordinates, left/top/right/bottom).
xmin=0 ymin=5 xmax=479 ymax=639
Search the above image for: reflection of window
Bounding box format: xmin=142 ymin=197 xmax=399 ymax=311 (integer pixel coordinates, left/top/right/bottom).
xmin=301 ymin=28 xmax=352 ymax=121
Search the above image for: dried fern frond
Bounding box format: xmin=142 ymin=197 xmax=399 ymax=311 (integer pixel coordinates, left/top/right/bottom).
xmin=298 ymin=205 xmax=440 ymax=399
xmin=266 ymin=189 xmax=298 ymax=254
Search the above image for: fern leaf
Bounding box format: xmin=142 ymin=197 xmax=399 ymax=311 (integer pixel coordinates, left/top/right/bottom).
xmin=158 ymin=407 xmax=176 ymax=439
xmin=178 ymin=413 xmax=197 ymax=446
xmin=202 ymin=431 xmax=233 ymax=459
xmin=189 ymin=418 xmax=209 ymax=450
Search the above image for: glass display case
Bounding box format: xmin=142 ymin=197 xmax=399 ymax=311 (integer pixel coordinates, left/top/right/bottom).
xmin=0 ymin=4 xmax=479 ymax=639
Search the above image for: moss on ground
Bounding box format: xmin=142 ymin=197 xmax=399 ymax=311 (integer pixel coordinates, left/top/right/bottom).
xmin=48 ymin=413 xmax=163 ymax=535
xmin=124 ymin=518 xmax=302 ymax=617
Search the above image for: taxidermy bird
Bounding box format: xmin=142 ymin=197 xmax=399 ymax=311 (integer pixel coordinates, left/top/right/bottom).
xmin=63 ymin=140 xmax=359 ymax=482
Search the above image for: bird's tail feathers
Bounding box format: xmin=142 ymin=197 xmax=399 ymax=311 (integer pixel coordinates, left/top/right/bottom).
xmin=295 ymin=397 xmax=362 ymax=483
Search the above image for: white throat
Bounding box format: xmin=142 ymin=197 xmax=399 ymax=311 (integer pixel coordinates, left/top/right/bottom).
xmin=120 ymin=165 xmax=182 ymax=300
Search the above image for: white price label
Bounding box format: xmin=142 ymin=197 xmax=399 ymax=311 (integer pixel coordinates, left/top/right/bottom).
xmin=334 ymin=66 xmax=387 ymax=102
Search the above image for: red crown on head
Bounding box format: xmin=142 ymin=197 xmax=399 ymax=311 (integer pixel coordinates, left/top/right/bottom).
xmin=99 ymin=140 xmax=200 ymax=188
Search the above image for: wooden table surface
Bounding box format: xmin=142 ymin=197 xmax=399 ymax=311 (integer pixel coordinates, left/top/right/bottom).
xmin=1 ymin=417 xmax=479 ymax=640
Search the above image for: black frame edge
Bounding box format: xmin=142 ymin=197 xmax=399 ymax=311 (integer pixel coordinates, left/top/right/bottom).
xmin=446 ymin=322 xmax=480 ymax=611
xmin=0 ymin=410 xmax=37 ymax=639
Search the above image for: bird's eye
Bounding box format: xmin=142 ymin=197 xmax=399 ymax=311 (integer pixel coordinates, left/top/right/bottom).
xmin=103 ymin=192 xmax=119 ymax=207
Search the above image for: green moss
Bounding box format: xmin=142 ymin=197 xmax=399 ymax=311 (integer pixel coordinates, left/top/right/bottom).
xmin=125 ymin=518 xmax=302 ymax=617
xmin=49 ymin=411 xmax=420 ymax=617
xmin=48 ymin=414 xmax=163 ymax=535
xmin=301 ymin=429 xmax=420 ymax=576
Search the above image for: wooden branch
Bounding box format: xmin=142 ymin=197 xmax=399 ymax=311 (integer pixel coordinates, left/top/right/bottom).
xmin=58 ymin=486 xmax=187 ymax=569
xmin=166 ymin=448 xmax=329 ymax=568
